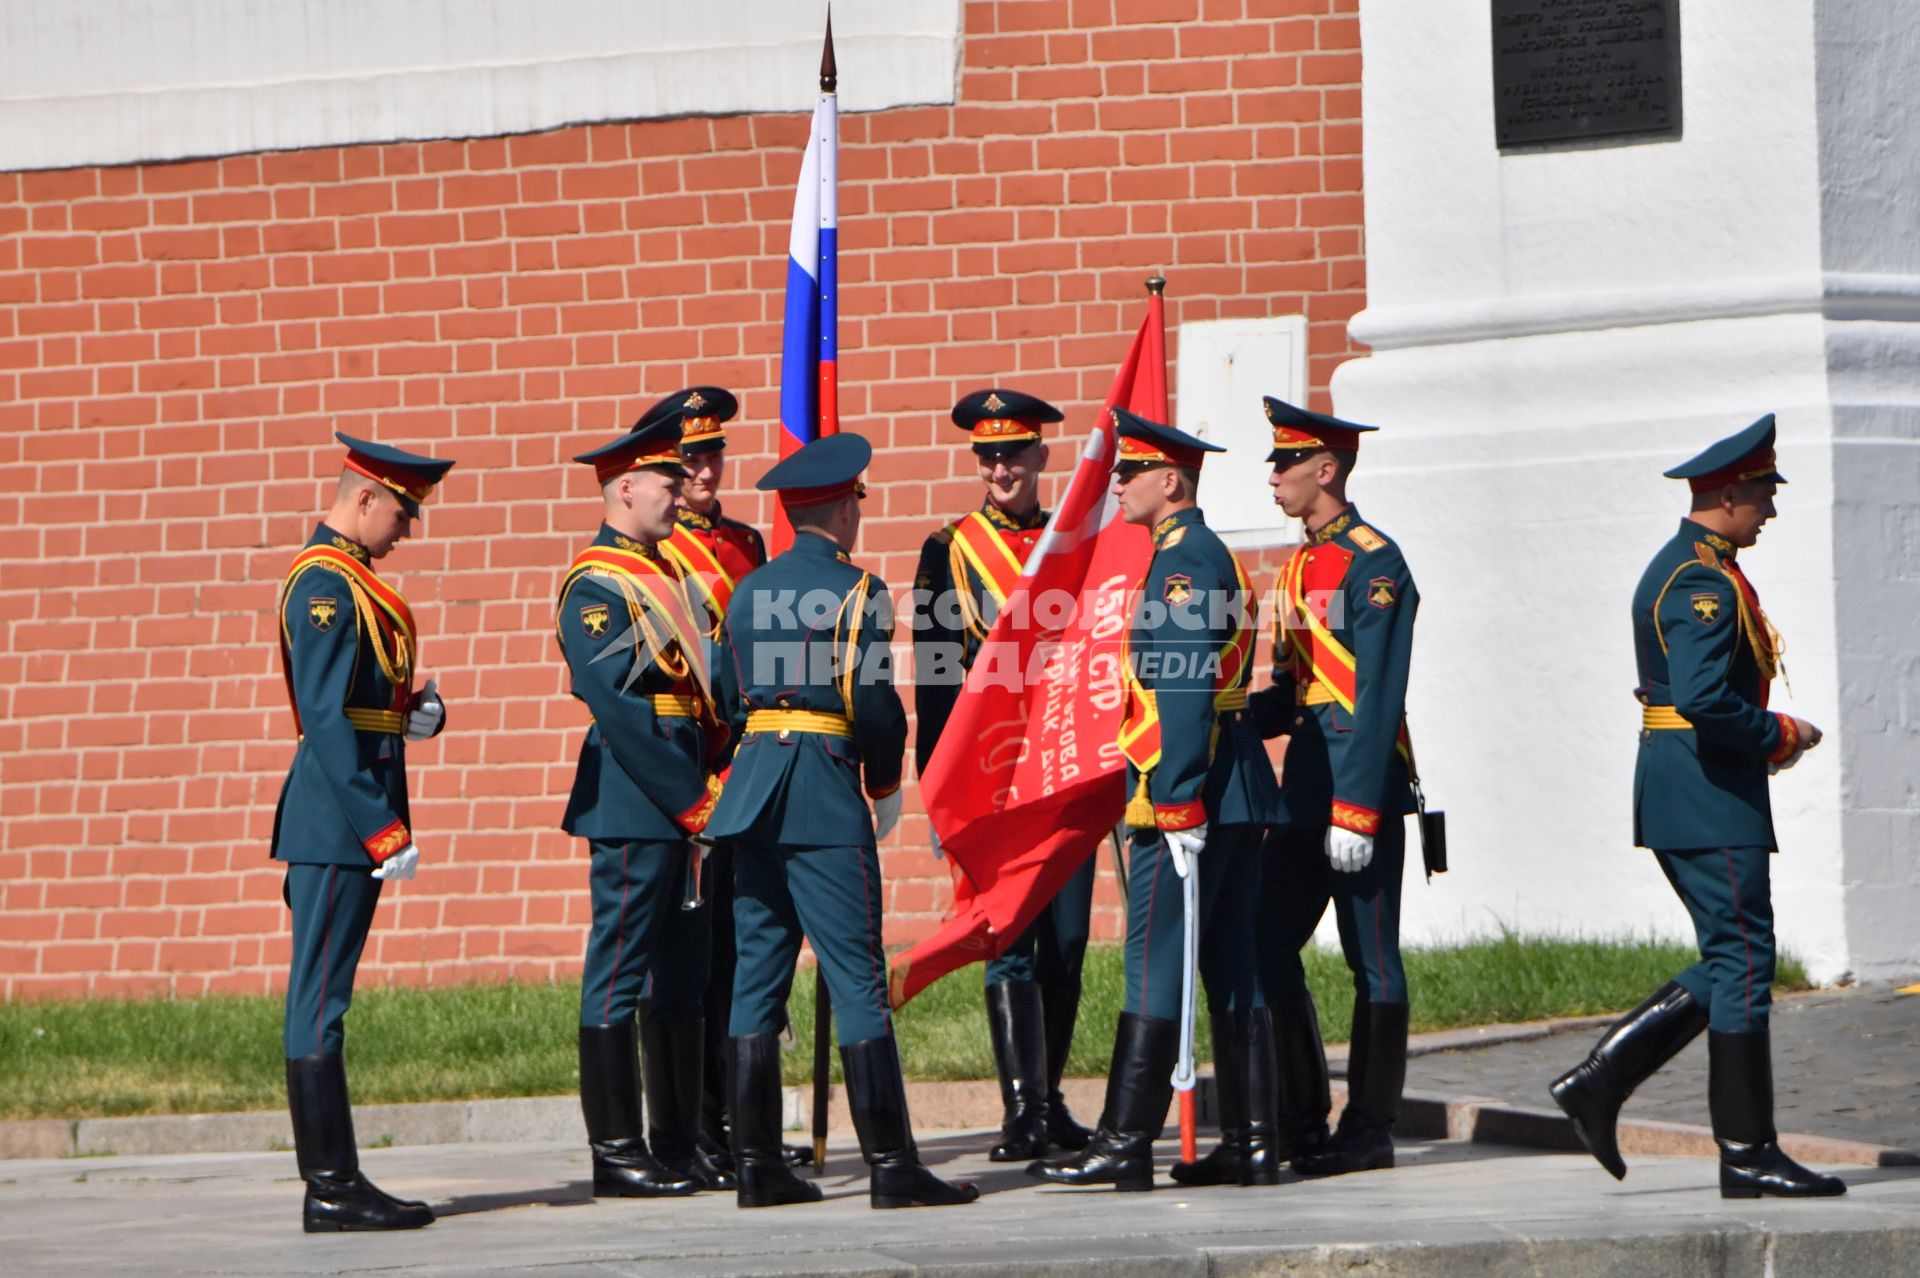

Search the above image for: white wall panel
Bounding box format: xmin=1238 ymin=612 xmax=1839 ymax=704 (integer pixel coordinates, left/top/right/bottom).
xmin=0 ymin=0 xmax=962 ymax=171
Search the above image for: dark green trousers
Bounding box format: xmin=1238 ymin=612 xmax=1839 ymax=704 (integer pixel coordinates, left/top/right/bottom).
xmin=1122 ymin=824 xmax=1263 ymax=1021
xmin=581 ymin=838 xmax=710 ymax=1028
xmin=1656 ymin=845 xmax=1775 ymax=1032
xmin=283 ymin=863 xmax=383 ymax=1059
xmin=729 ymin=842 xmax=892 ymax=1045
xmin=1257 ymin=819 xmax=1408 ymax=1005
xmin=985 ymin=848 xmax=1095 ymax=987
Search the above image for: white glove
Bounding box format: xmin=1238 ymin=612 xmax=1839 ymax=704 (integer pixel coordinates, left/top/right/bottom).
xmin=1326 ymin=827 xmax=1374 ymax=873
xmin=873 ymin=789 xmax=903 ymax=842
xmin=372 ymin=843 xmax=419 ymax=881
xmin=405 ymin=678 xmax=444 ymax=741
xmin=928 ymin=828 xmax=944 ymax=860
xmin=1164 ymin=824 xmax=1207 ymax=878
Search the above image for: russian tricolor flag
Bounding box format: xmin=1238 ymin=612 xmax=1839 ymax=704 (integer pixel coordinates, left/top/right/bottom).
xmin=774 ymin=34 xmax=838 ymax=551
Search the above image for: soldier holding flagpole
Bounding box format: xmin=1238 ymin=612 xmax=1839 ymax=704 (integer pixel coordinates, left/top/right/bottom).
xmin=1029 ymin=410 xmax=1282 ymax=1192
xmin=912 ymin=388 xmax=1097 ymax=1164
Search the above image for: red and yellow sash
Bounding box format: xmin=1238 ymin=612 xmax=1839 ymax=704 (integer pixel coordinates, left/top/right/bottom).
xmin=1117 ymin=555 xmax=1256 ymax=777
xmin=277 ymin=545 xmax=417 ymax=737
xmin=947 ymin=512 xmax=1043 ymax=640
xmin=558 ymin=544 xmax=717 ymax=726
xmin=1722 ymin=557 xmax=1782 ymax=707
xmin=662 ymin=521 xmax=752 ymax=633
xmin=1274 ymin=544 xmax=1416 ymax=765
xmin=1277 ymin=541 xmax=1358 ymax=712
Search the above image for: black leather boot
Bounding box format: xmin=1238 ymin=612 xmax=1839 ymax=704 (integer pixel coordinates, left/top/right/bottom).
xmin=698 ymin=1002 xmax=735 ymax=1176
xmin=287 ymin=1052 xmax=434 ymax=1233
xmin=641 ymin=1016 xmax=735 ymax=1190
xmin=985 ymin=980 xmax=1050 ymax=1161
xmin=1709 ymin=1029 xmax=1845 ymax=1199
xmin=1297 ymin=1000 xmax=1405 ymax=1177
xmin=1027 ymin=1012 xmax=1176 ymax=1192
xmin=1270 ymin=991 xmax=1332 ymax=1167
xmin=841 ymin=1035 xmax=979 ymax=1208
xmin=1171 ymin=1009 xmax=1252 ymax=1186
xmin=729 ymin=1033 xmax=822 ymax=1208
xmin=579 ymin=1023 xmax=699 ymax=1198
xmin=1242 ymin=1006 xmax=1282 ymax=1184
xmin=1041 ymin=965 xmax=1093 ymax=1151
xmin=1550 ymin=982 xmax=1707 ymax=1180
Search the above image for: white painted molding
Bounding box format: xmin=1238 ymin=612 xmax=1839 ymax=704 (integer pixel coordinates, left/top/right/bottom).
xmin=0 ymin=0 xmax=962 ymax=172
xmin=1350 ymin=272 xmax=1920 ymax=351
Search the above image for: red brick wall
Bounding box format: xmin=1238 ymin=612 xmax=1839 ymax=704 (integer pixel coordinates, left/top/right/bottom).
xmin=0 ymin=0 xmax=1363 ymax=1000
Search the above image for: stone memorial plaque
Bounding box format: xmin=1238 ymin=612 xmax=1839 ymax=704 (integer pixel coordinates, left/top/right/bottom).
xmin=1492 ymin=0 xmax=1680 ymax=148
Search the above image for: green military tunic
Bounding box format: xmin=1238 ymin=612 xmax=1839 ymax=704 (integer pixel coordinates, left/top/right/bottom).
xmin=274 ymin=523 xmax=442 ymax=1058
xmin=1117 ymin=507 xmax=1282 ymax=1020
xmin=1631 ymin=518 xmax=1796 ymax=1031
xmin=712 ymin=531 xmax=908 ymax=1046
xmin=1248 ymin=504 xmax=1419 ymax=1006
xmin=558 ymin=523 xmax=728 ymax=1028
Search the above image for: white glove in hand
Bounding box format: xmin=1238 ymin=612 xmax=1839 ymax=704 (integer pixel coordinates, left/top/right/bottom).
xmin=405 ymin=678 xmax=444 ymax=742
xmin=873 ymin=789 xmax=903 ymax=842
xmin=1325 ymin=827 xmax=1374 ymax=873
xmin=1164 ymin=824 xmax=1208 ymax=878
xmin=372 ymin=843 xmax=420 ymax=881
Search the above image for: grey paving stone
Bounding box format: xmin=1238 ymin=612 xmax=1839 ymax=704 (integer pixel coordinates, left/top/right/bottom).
xmin=1406 ymin=982 xmax=1920 ymax=1152
xmin=1 ymin=1134 xmax=1915 ymax=1277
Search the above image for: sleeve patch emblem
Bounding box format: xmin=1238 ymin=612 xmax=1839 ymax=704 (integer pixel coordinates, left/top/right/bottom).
xmin=1163 ymin=573 xmax=1193 ymax=605
xmin=1690 ymin=592 xmax=1722 ymax=624
xmin=1367 ymin=577 xmax=1396 ymax=610
xmin=580 ymin=602 xmax=611 ymax=638
xmin=307 ymin=597 xmax=338 ymax=630
xmin=1350 ymin=525 xmax=1387 ymax=552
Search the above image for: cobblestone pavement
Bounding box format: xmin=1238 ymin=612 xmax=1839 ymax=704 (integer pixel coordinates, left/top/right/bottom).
xmin=1405 ymin=982 xmax=1920 ymax=1152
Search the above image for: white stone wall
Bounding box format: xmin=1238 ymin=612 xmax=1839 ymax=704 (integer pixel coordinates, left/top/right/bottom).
xmin=1339 ymin=0 xmax=1920 ymax=983
xmin=0 ymin=0 xmax=962 ymax=172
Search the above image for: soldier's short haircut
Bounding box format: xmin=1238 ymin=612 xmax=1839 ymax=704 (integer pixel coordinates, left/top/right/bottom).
xmin=788 ymin=496 xmax=851 ymax=534
xmin=336 ymin=468 xmax=379 ymax=501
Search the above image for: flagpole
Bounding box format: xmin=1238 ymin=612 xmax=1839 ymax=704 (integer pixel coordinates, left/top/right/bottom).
xmin=808 ymin=8 xmax=839 ymax=1170
xmin=1143 ymin=270 xmax=1199 ymax=1166
xmin=816 ymin=10 xmax=839 ymax=441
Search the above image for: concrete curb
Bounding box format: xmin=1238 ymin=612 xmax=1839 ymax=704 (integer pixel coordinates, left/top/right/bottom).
xmin=9 ymin=1008 xmax=1910 ymax=1169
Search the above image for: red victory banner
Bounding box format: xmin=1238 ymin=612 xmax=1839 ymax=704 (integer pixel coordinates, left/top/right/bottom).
xmin=890 ymin=281 xmax=1170 ymax=1007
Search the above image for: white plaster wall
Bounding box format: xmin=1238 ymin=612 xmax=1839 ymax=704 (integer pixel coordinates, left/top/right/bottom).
xmin=1355 ymin=0 xmax=1825 ymax=339
xmin=1812 ymin=7 xmax=1920 ymax=983
xmin=1332 ymin=0 xmax=1920 ymax=982
xmin=0 ymin=0 xmax=962 ymax=172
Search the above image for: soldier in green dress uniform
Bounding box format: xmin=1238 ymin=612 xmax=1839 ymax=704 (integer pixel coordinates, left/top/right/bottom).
xmin=274 ymin=432 xmax=452 ymax=1232
xmin=911 ymin=388 xmax=1095 ymax=1162
xmin=1551 ymin=414 xmax=1843 ymax=1199
xmin=639 ymin=386 xmax=778 ymax=1178
xmin=1245 ymin=398 xmax=1421 ymax=1179
xmin=1030 ymin=410 xmax=1283 ymax=1192
xmin=710 ymin=433 xmax=978 ymax=1211
xmin=557 ymin=411 xmax=731 ymax=1198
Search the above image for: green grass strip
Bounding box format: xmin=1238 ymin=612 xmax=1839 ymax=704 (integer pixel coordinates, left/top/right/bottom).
xmin=0 ymin=934 xmax=1805 ymax=1120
